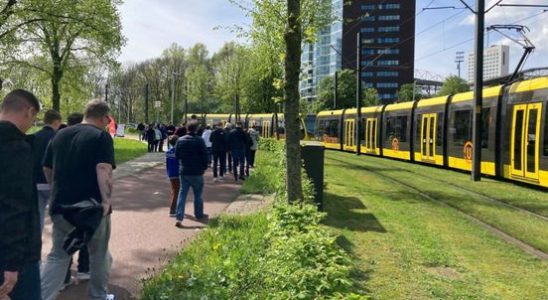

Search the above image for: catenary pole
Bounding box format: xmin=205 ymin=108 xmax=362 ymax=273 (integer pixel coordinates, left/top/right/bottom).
xmin=334 ymin=71 xmax=338 ymax=109
xmin=472 ymin=0 xmax=485 ymax=181
xmin=356 ymin=31 xmax=362 ymax=156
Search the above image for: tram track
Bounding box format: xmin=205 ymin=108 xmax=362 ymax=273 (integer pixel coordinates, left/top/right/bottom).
xmin=328 ymin=154 xmax=548 ymax=261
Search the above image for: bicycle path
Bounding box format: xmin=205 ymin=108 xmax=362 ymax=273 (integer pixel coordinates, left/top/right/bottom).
xmin=41 ymin=151 xmax=242 ymax=300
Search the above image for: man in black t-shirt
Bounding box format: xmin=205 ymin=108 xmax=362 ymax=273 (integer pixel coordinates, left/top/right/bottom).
xmin=40 ymin=100 xmax=116 ymax=300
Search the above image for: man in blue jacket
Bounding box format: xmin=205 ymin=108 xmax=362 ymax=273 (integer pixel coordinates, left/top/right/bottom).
xmin=174 ymin=121 xmax=208 ymax=228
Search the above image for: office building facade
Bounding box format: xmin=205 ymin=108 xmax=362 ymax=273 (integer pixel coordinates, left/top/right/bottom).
xmin=467 ymin=45 xmax=510 ymax=83
xmin=300 ymin=0 xmax=416 ymax=104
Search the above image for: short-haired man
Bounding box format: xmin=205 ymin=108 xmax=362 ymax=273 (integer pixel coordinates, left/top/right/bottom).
xmin=41 ymin=100 xmax=116 ymax=300
xmin=174 ymin=121 xmax=209 ymax=228
xmin=32 ymin=109 xmax=62 ymax=232
xmin=0 ymin=89 xmax=42 ymax=300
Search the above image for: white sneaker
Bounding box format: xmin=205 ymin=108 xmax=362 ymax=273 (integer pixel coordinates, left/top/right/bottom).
xmin=60 ymin=277 xmax=75 ymax=291
xmin=77 ymin=272 xmax=90 ymax=281
xmin=105 ymin=294 xmax=116 ymax=300
xmin=213 ymin=178 xmax=218 ymax=182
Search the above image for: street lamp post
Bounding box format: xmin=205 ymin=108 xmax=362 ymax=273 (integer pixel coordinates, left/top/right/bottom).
xmin=154 ymin=100 xmax=161 ymax=123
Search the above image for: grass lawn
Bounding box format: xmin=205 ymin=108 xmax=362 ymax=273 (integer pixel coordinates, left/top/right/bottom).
xmin=114 ymin=138 xmax=147 ymax=164
xmin=323 ymin=151 xmax=548 ymax=299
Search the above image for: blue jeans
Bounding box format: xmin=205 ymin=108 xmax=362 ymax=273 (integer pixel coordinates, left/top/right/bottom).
xmin=232 ymin=150 xmax=245 ymax=178
xmin=0 ymin=260 xmax=41 ymax=300
xmin=175 ymin=175 xmax=204 ymax=221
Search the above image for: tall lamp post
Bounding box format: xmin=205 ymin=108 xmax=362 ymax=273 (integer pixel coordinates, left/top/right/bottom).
xmin=154 ymin=100 xmax=161 ymax=123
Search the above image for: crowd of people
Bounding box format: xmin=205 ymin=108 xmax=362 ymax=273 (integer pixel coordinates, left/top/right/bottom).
xmin=0 ymin=89 xmax=261 ymax=300
xmin=164 ymin=118 xmax=260 ymax=224
xmin=0 ymin=90 xmax=116 ymax=300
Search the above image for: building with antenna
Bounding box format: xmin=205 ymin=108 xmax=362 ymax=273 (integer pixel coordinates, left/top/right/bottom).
xmin=299 ymin=0 xmax=416 ymax=104
xmin=467 ymin=45 xmax=510 ymax=83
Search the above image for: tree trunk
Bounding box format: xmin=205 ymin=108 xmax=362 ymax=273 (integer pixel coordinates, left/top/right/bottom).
xmin=284 ymin=0 xmax=303 ymax=203
xmin=51 ymin=65 xmax=62 ymax=111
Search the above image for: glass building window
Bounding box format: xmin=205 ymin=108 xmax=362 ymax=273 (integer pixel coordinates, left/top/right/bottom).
xmin=361 ymin=27 xmax=375 ymax=33
xmin=377 ymin=71 xmax=399 ymax=77
xmin=362 ymin=38 xmax=375 ymax=44
xmin=362 ymin=16 xmax=376 ymax=21
xmin=378 ymin=37 xmax=400 ymax=43
xmin=378 ymin=26 xmax=400 ymax=32
xmin=361 ymin=4 xmax=376 ymax=11
xmin=377 ymin=82 xmax=399 ymax=88
xmin=362 ymin=49 xmax=376 ymax=55
xmin=379 ymin=15 xmax=400 ymax=21
xmin=377 ymin=60 xmax=399 ymax=66
xmin=381 ymin=3 xmax=401 ymax=9
xmin=362 ymin=71 xmax=374 ymax=77
xmin=378 ymin=48 xmax=399 ymax=54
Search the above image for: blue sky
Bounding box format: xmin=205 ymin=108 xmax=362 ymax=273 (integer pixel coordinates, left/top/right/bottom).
xmin=119 ymin=0 xmax=548 ymax=79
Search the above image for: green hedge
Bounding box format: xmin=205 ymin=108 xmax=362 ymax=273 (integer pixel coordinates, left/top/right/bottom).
xmin=141 ymin=139 xmax=365 ymax=299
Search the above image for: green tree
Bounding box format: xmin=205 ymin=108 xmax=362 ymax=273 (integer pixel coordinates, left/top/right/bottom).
xmin=13 ymin=0 xmax=124 ymax=111
xmin=212 ymin=42 xmax=248 ymax=117
xmin=397 ymin=83 xmax=422 ymax=103
xmin=315 ymin=69 xmax=379 ymax=111
xmin=438 ymin=75 xmax=470 ymax=96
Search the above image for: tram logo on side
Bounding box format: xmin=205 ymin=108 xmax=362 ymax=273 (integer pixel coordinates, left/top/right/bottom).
xmin=391 ymin=138 xmax=400 ymax=151
xmin=463 ymin=141 xmax=473 ymax=161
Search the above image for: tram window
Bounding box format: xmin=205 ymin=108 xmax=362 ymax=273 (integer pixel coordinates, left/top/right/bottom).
xmin=318 ymin=119 xmax=339 ymax=138
xmin=436 ymin=113 xmax=443 ymax=146
xmin=453 ymin=110 xmax=472 ymax=146
xmin=385 ymin=115 xmax=407 ymax=143
xmin=481 ymin=108 xmax=490 ymax=148
xmin=544 ymin=106 xmax=548 ymax=156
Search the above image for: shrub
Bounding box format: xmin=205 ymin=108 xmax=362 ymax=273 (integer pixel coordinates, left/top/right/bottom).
xmin=141 ymin=138 xmax=366 ymax=299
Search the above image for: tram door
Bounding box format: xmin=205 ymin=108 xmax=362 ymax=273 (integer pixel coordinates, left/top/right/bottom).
xmin=420 ymin=113 xmax=437 ymax=161
xmin=344 ymin=119 xmax=355 ymax=148
xmin=365 ymin=118 xmax=377 ymax=152
xmin=511 ymin=103 xmax=542 ymax=180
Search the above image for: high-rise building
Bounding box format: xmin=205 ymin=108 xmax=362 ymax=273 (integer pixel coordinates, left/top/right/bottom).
xmin=300 ymin=0 xmax=343 ymax=102
xmin=300 ymin=0 xmax=416 ymax=104
xmin=467 ymin=45 xmax=510 ymax=83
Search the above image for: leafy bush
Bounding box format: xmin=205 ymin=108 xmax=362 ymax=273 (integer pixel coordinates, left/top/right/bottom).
xmin=126 ymin=127 xmax=140 ymax=134
xmin=141 ymin=138 xmax=366 ymax=299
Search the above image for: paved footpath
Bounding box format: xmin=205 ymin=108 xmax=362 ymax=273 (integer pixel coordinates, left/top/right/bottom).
xmin=41 ymin=151 xmax=242 ymax=300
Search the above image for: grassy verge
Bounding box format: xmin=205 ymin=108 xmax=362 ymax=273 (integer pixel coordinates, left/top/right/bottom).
xmin=324 ymin=151 xmax=548 ymax=299
xmin=141 ymin=140 xmax=362 ymax=299
xmin=114 ymin=138 xmax=147 ymax=164
xmin=329 ymin=153 xmax=548 ymax=253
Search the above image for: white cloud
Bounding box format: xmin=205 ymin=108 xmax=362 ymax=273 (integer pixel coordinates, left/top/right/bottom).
xmin=117 ymin=0 xmax=248 ymax=64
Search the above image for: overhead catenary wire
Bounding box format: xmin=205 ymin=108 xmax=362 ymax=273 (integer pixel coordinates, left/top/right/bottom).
xmin=415 ymin=9 xmax=548 ymax=62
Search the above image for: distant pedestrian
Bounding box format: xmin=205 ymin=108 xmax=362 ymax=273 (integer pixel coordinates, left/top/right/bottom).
xmin=210 ymin=122 xmax=227 ymax=181
xmin=201 ymin=125 xmax=212 ymax=167
xmin=228 ymin=121 xmax=247 ymax=181
xmin=154 ymin=125 xmax=162 ymax=152
xmin=32 ymin=109 xmax=62 ymax=232
xmin=41 ymin=100 xmax=116 ymax=300
xmin=174 ymin=122 xmax=208 ymax=228
xmin=158 ymin=124 xmax=167 ymax=153
xmin=0 ymin=89 xmax=42 ymax=300
xmin=67 ymin=112 xmax=84 ymax=126
xmin=248 ymin=126 xmax=259 ymax=168
xmin=174 ymin=123 xmax=186 ymax=137
xmin=224 ymin=122 xmax=233 ymax=173
xmin=137 ymin=123 xmax=145 ymax=141
xmin=166 ymin=135 xmax=180 ymax=217
xmin=146 ymin=125 xmax=155 ymax=152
